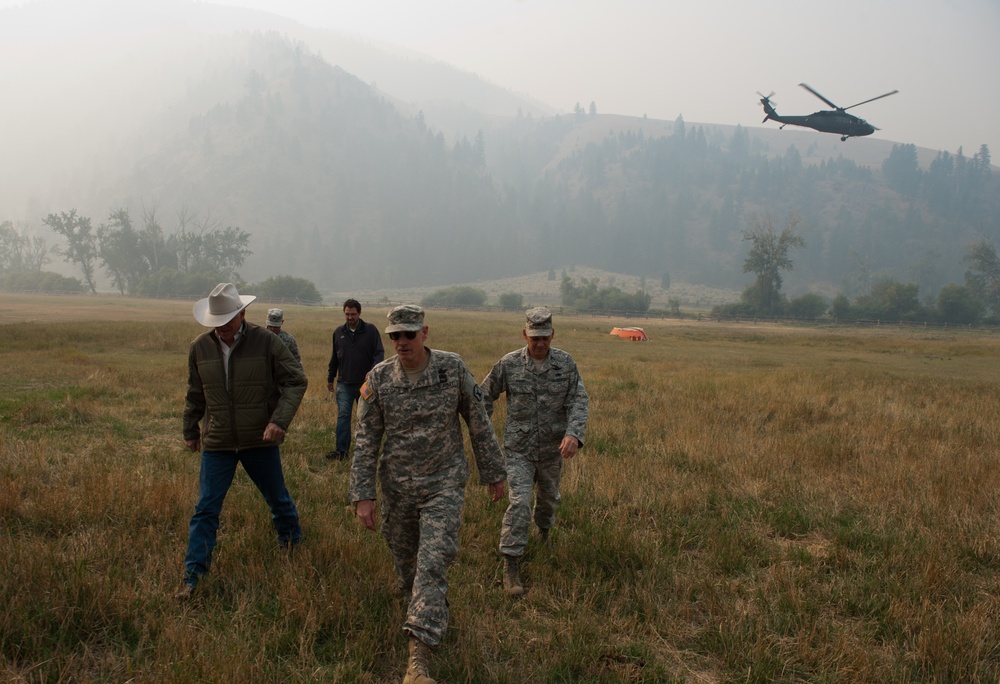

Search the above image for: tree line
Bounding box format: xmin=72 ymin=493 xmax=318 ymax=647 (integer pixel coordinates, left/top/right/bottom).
xmin=712 ymin=214 xmax=1000 ymax=325
xmin=0 ymin=206 xmax=321 ymax=302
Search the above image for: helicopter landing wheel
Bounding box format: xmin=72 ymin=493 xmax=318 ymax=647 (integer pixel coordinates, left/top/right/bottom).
xmin=840 ymin=136 xmax=848 ymax=141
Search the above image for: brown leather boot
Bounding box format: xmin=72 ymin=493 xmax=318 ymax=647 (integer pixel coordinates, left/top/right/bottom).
xmin=402 ymin=637 xmax=435 ymax=684
xmin=503 ymin=554 xmax=524 ymax=596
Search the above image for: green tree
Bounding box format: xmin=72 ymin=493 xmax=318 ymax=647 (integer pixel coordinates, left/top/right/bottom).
xmin=174 ymin=216 xmax=252 ymax=280
xmin=963 ymin=239 xmax=1000 ymax=314
xmin=98 ymin=208 xmax=149 ymax=295
xmin=882 ymin=143 xmax=921 ymax=195
xmin=830 ymin=294 xmax=852 ymax=320
xmin=0 ymin=270 xmax=83 ymax=293
xmin=936 ymin=284 xmax=982 ymax=324
xmin=43 ymin=210 xmax=98 ymax=294
xmin=255 ymin=275 xmax=322 ymax=304
xmin=422 ymin=285 xmax=487 ymax=308
xmin=560 ymin=276 xmax=650 ymax=313
xmin=498 ymin=292 xmax=523 ymax=310
xmin=786 ymin=292 xmax=828 ymax=319
xmin=135 ymin=269 xmax=220 ymax=298
xmin=741 ymin=214 xmax=805 ymax=316
xmin=668 ymin=297 xmax=681 ymax=317
xmin=853 ymin=279 xmax=926 ymax=321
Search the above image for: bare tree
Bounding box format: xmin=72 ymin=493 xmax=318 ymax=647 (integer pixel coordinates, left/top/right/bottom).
xmin=0 ymin=221 xmax=49 ymax=272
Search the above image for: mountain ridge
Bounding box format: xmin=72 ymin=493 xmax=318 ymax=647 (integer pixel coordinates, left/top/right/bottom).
xmin=2 ymin=1 xmax=995 ymax=301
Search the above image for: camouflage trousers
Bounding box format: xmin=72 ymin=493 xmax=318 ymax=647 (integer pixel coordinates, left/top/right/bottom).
xmin=500 ymin=452 xmax=562 ymax=557
xmin=380 ymin=484 xmax=465 ymax=647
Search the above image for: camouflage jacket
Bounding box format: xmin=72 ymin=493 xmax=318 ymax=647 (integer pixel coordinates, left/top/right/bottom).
xmin=350 ymin=349 xmax=506 ymax=502
xmin=275 ymin=329 xmax=301 ymax=364
xmin=480 ymin=346 xmax=588 ymax=460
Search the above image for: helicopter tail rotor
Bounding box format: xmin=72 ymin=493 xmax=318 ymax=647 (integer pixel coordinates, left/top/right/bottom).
xmin=758 ymin=91 xmax=777 ymax=122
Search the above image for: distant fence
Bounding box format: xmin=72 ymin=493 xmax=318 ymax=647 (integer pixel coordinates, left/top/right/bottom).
xmin=5 ymin=290 xmax=997 ymax=332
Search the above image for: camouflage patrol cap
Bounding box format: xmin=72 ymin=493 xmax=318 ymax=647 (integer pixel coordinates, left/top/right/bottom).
xmin=266 ymin=308 xmax=284 ymax=326
xmin=386 ymin=304 xmax=425 ymax=333
xmin=524 ymin=306 xmax=553 ymax=337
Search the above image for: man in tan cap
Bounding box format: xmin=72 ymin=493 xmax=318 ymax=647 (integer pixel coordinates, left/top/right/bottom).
xmin=480 ymin=306 xmax=589 ymax=596
xmin=350 ymin=304 xmax=506 ymax=684
xmin=176 ymin=283 xmax=308 ymax=600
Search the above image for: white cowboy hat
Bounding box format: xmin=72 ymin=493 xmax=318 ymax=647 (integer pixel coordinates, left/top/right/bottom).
xmin=193 ymin=283 xmax=256 ymax=327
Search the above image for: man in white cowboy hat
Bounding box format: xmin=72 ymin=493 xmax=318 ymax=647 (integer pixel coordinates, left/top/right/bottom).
xmin=266 ymin=307 xmax=301 ymax=365
xmin=176 ymin=283 xmax=308 ymax=601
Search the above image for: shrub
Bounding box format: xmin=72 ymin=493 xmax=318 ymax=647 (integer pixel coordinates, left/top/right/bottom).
xmin=422 ymin=285 xmax=487 ymax=308
xmin=560 ymin=276 xmax=651 ymax=313
xmin=498 ymin=292 xmax=524 ymax=310
xmin=0 ymin=270 xmax=84 ymax=293
xmin=135 ymin=269 xmax=220 ymax=298
xmin=255 ymin=275 xmax=322 ymax=304
xmin=936 ymin=284 xmax=982 ymax=324
xmin=786 ymin=292 xmax=829 ymax=319
xmin=830 ymin=294 xmax=852 ymax=320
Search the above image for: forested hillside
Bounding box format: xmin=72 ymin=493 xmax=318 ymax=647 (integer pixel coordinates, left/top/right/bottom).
xmin=6 ymin=26 xmax=997 ymax=299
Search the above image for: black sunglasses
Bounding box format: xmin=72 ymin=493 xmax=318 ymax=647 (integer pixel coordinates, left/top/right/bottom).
xmin=389 ymin=330 xmax=418 ymax=341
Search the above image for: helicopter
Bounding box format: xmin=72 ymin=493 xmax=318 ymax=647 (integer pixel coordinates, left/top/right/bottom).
xmin=758 ymin=83 xmax=898 ymax=141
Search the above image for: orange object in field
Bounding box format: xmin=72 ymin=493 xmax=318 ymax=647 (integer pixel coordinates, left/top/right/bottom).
xmin=609 ymin=327 xmax=648 ymax=341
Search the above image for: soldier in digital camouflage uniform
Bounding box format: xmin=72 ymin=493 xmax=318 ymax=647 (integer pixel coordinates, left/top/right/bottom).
xmin=350 ymin=304 xmax=506 ymax=684
xmin=480 ymin=306 xmax=588 ymax=596
xmin=265 ymin=308 xmax=301 ymax=365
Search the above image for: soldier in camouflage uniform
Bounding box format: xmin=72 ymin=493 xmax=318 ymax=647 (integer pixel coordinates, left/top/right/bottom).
xmin=265 ymin=308 xmax=301 ymax=365
xmin=480 ymin=307 xmax=589 ymax=596
xmin=350 ymin=305 xmax=506 ymax=684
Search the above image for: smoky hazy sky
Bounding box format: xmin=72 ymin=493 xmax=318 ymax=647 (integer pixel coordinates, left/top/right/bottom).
xmin=2 ymin=0 xmax=998 ymax=154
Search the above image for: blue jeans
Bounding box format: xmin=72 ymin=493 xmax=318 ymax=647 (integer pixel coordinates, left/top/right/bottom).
xmin=335 ymin=382 xmax=362 ymax=454
xmin=183 ymin=445 xmax=301 ymax=584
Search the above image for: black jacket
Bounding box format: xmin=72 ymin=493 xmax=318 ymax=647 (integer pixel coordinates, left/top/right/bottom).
xmin=327 ymin=319 xmax=385 ymax=385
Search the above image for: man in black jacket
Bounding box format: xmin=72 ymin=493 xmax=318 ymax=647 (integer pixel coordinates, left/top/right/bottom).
xmin=326 ymin=298 xmax=385 ymax=460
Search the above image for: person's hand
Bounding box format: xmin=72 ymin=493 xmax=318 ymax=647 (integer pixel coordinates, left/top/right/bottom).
xmin=356 ymin=499 xmax=377 ymax=530
xmin=487 ymin=480 xmax=506 ymax=502
xmin=185 ymin=438 xmax=200 ymax=453
xmin=263 ymin=422 xmax=286 ymax=442
xmin=327 ymin=382 xmax=336 ymax=393
xmin=559 ymin=435 xmax=579 ymax=459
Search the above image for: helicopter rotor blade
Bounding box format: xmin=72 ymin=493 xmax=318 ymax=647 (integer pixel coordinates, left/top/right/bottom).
xmin=799 ymin=83 xmax=840 ymax=110
xmin=843 ymin=90 xmax=899 ymax=111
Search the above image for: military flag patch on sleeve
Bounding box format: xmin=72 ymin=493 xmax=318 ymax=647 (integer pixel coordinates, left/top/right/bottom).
xmin=360 ymin=381 xmax=373 ymax=401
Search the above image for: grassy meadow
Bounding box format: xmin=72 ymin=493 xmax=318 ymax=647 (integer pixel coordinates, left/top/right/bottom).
xmin=1 ymin=294 xmax=999 ymax=683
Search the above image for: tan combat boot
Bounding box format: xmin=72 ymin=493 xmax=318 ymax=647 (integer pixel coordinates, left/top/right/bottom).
xmin=503 ymin=554 xmax=524 ymax=596
xmin=403 ymin=637 xmax=435 ymax=684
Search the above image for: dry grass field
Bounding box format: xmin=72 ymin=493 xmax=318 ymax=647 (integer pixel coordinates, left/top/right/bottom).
xmin=2 ymin=294 xmax=999 ymax=683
